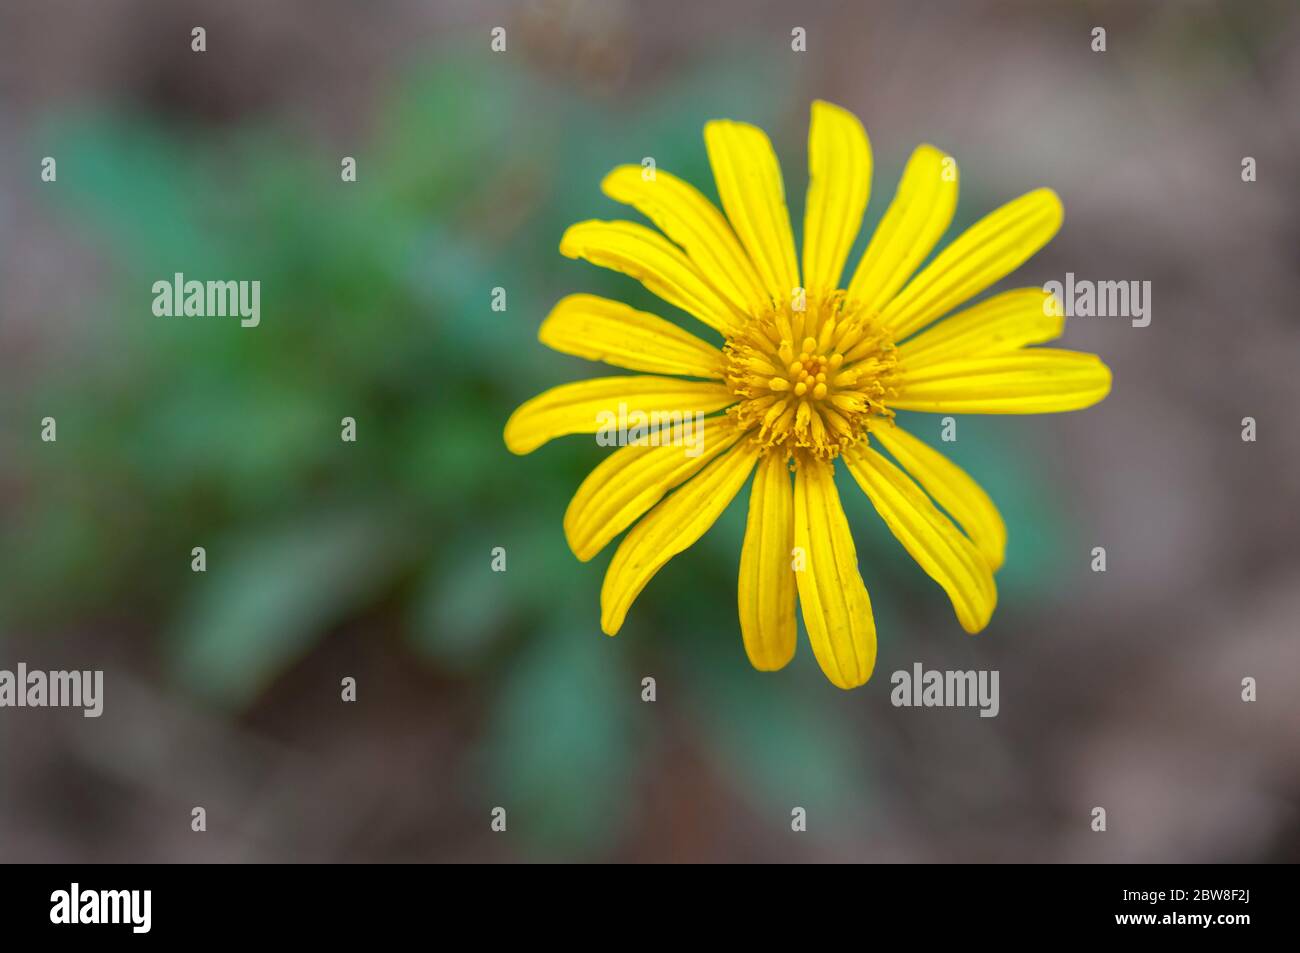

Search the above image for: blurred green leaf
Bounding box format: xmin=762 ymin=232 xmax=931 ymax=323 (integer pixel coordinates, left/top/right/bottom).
xmin=170 ymin=508 xmax=410 ymax=708
xmin=484 ymin=622 xmax=633 ymax=856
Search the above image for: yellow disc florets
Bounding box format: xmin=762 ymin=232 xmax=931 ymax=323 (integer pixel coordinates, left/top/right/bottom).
xmin=724 ymin=291 xmax=898 ymax=458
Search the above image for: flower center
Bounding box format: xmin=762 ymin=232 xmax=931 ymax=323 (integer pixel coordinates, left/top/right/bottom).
xmin=724 ymin=291 xmax=898 ymax=458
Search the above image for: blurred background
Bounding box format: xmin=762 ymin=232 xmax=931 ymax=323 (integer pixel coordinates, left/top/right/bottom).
xmin=1 ymin=0 xmax=1297 ymax=862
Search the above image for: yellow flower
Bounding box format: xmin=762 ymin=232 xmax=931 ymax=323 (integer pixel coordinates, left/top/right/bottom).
xmin=505 ymin=100 xmax=1110 ymax=689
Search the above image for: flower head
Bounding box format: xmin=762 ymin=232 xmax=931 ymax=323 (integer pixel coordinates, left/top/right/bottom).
xmin=505 ymin=101 xmax=1110 ymax=689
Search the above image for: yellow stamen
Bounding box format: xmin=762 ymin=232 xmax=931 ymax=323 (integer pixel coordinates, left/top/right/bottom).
xmin=723 ymin=292 xmax=898 ymax=458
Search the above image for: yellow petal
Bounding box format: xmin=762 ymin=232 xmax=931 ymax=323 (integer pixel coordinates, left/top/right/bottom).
xmin=504 ymin=376 xmax=735 ymax=455
xmin=881 ymin=188 xmax=1064 ymax=341
xmin=601 ymin=166 xmax=768 ymax=316
xmin=565 ymin=416 xmax=743 ymax=561
xmin=846 ymin=144 xmax=957 ymax=314
xmin=539 ymin=294 xmax=725 ymax=378
xmin=869 ymin=423 xmax=1007 ymax=570
xmin=704 ymin=119 xmax=800 ymax=304
xmin=560 ymin=220 xmax=743 ymax=334
xmin=793 ymin=456 xmax=876 ymax=689
xmin=843 ymin=444 xmax=996 ymax=633
xmin=890 ymin=349 xmax=1112 ymax=414
xmin=601 ymin=438 xmax=761 ymax=635
xmin=802 ymin=100 xmax=872 ymax=296
xmin=738 ymin=451 xmax=797 ymax=671
xmin=897 ymin=287 xmax=1064 ymax=366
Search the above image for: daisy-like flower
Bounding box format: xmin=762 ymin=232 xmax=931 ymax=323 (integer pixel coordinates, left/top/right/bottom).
xmin=504 ymin=101 xmax=1110 ymax=689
